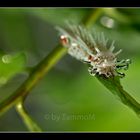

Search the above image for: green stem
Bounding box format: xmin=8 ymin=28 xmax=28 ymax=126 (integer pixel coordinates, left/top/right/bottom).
xmin=12 ymin=9 xmax=104 ymax=131
xmin=82 ymin=8 xmax=103 ymax=28
xmin=16 ymin=101 xmax=42 ymax=132
xmin=0 ymin=9 xmax=103 ymax=117
xmin=0 ymin=45 xmax=67 ymax=116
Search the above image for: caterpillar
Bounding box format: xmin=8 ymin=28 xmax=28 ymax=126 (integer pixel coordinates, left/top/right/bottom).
xmin=56 ymin=22 xmax=131 ymax=78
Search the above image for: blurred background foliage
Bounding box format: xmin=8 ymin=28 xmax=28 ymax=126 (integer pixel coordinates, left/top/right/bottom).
xmin=0 ymin=8 xmax=140 ymax=131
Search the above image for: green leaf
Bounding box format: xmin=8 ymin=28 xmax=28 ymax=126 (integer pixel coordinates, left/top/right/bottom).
xmin=28 ymin=8 xmax=92 ymax=26
xmin=0 ymin=53 xmax=26 ymax=86
xmin=96 ymin=75 xmax=140 ymax=117
xmin=0 ymin=10 xmax=34 ymax=50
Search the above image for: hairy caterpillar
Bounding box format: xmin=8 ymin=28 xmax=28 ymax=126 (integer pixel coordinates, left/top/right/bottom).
xmin=56 ymin=23 xmax=131 ymax=78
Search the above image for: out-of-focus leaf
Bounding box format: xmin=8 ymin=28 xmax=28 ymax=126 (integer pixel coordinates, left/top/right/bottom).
xmin=116 ymin=8 xmax=140 ymax=32
xmin=0 ymin=11 xmax=34 ymax=51
xmin=27 ymin=8 xmax=92 ymax=26
xmin=0 ymin=53 xmax=26 ymax=86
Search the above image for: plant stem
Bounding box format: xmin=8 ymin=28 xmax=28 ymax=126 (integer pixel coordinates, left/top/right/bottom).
xmin=16 ymin=101 xmax=42 ymax=132
xmin=82 ymin=8 xmax=103 ymax=28
xmin=0 ymin=45 xmax=67 ymax=116
xmin=0 ymin=9 xmax=103 ymax=117
xmin=0 ymin=8 xmax=104 ymax=132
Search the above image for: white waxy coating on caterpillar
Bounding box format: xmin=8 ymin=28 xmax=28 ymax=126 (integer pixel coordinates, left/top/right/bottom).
xmin=56 ymin=23 xmax=130 ymax=78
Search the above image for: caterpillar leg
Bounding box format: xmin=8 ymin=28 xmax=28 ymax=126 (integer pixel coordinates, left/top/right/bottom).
xmin=116 ymin=59 xmax=131 ymax=71
xmin=116 ymin=71 xmax=125 ymax=78
xmin=88 ymin=66 xmax=97 ymax=76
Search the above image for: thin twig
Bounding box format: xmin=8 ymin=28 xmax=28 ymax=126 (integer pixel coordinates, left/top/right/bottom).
xmin=0 ymin=45 xmax=67 ymax=116
xmin=16 ymin=101 xmax=42 ymax=132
